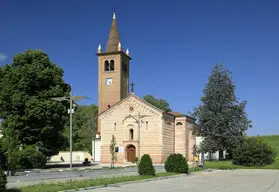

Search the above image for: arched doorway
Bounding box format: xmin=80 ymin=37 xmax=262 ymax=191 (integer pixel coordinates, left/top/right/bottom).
xmin=126 ymin=144 xmax=136 ymax=163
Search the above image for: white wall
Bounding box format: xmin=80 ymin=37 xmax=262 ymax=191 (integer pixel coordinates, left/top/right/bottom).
xmin=195 ymin=136 xmax=226 ymax=161
xmin=49 ymin=151 xmax=92 ymax=162
xmin=92 ymin=138 xmax=101 ymax=162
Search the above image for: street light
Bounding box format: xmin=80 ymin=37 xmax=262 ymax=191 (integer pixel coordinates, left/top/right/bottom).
xmin=50 ymin=90 xmax=91 ymax=172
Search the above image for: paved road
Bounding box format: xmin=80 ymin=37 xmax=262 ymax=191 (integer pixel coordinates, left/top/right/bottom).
xmin=7 ymin=166 xmax=165 ymax=188
xmin=87 ymin=169 xmax=279 ymax=192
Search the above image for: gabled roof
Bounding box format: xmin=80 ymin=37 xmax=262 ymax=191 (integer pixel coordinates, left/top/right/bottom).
xmin=98 ymin=93 xmax=164 ymax=117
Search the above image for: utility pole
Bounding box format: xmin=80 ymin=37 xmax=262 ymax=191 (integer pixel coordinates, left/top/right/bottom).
xmin=138 ymin=112 xmax=141 ymax=160
xmin=69 ymin=90 xmax=73 ymax=172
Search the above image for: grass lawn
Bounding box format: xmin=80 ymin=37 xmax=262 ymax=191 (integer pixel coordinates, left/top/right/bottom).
xmin=256 ymin=135 xmax=279 ymax=154
xmin=204 ymin=135 xmax=279 ymax=170
xmin=203 ymin=156 xmax=279 ymax=170
xmin=6 ymin=172 xmax=182 ymax=192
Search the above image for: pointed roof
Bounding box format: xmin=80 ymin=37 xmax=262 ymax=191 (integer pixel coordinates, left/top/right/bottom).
xmin=106 ymin=11 xmax=120 ymax=52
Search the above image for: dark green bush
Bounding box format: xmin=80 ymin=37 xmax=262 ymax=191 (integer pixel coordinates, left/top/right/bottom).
xmin=83 ymin=158 xmax=91 ymax=165
xmin=0 ymin=168 xmax=7 ymax=191
xmin=138 ymin=154 xmax=155 ymax=176
xmin=232 ymin=137 xmax=276 ymax=167
xmin=17 ymin=146 xmax=47 ymax=169
xmin=164 ymin=153 xmax=189 ymax=173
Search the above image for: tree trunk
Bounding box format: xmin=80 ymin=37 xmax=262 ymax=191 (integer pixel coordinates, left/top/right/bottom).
xmin=209 ymin=152 xmax=212 ymax=161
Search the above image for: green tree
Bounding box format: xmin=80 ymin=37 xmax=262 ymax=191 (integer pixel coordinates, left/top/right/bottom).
xmin=64 ymin=104 xmax=98 ymax=153
xmin=190 ymin=63 xmax=252 ymax=157
xmin=143 ymin=95 xmax=172 ymax=112
xmin=0 ymin=49 xmax=70 ymax=157
xmin=0 ymin=167 xmax=7 ymax=191
xmin=2 ymin=127 xmax=19 ymax=176
xmin=109 ymin=135 xmax=117 ymax=169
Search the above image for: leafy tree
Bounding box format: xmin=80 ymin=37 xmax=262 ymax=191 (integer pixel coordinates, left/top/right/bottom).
xmin=0 ymin=167 xmax=7 ymax=191
xmin=1 ymin=127 xmax=19 ymax=176
xmin=64 ymin=104 xmax=98 ymax=153
xmin=0 ymin=49 xmax=70 ymax=157
xmin=143 ymin=95 xmax=172 ymax=112
xmin=16 ymin=145 xmax=47 ymax=169
xmin=190 ymin=63 xmax=252 ymax=157
xmin=109 ymin=135 xmax=117 ymax=169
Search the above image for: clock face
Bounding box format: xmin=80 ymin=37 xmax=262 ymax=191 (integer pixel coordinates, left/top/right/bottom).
xmin=106 ymin=78 xmax=112 ymax=85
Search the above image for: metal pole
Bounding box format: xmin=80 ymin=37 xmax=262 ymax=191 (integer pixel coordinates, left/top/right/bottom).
xmin=92 ymin=139 xmax=95 ymax=162
xmin=138 ymin=112 xmax=140 ymax=160
xmin=69 ymin=90 xmax=73 ymax=172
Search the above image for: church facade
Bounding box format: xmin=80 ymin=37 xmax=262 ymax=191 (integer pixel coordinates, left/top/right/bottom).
xmin=94 ymin=12 xmax=197 ymax=164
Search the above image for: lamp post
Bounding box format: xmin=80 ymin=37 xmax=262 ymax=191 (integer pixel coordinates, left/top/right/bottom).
xmin=50 ymin=90 xmax=90 ymax=172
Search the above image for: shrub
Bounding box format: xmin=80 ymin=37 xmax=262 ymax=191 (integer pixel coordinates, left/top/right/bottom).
xmin=232 ymin=137 xmax=276 ymax=167
xmin=17 ymin=146 xmax=47 ymax=169
xmin=0 ymin=168 xmax=7 ymax=191
xmin=138 ymin=154 xmax=155 ymax=176
xmin=164 ymin=153 xmax=189 ymax=173
xmin=83 ymin=158 xmax=91 ymax=165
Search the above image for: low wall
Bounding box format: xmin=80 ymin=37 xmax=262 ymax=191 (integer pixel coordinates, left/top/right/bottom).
xmin=49 ymin=151 xmax=92 ymax=163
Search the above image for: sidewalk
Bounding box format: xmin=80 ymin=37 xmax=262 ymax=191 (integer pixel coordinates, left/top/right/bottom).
xmin=7 ymin=170 xmax=147 ymax=189
xmin=14 ymin=163 xmax=139 ymax=175
xmin=14 ymin=162 xmax=194 ymax=175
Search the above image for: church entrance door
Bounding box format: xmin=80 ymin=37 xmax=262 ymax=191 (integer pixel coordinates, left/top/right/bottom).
xmin=126 ymin=145 xmax=136 ymax=163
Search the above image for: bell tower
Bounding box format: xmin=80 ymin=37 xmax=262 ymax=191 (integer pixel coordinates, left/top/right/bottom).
xmin=96 ymin=11 xmax=131 ymax=133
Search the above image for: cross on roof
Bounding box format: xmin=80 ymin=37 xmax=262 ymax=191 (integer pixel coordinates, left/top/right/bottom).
xmin=130 ymin=82 xmax=135 ymax=93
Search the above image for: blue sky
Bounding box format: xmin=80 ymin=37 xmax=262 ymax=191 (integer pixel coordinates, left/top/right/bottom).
xmin=0 ymin=0 xmax=278 ymax=136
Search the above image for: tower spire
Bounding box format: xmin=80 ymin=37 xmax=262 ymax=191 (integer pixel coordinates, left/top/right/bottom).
xmin=113 ymin=10 xmax=116 ymax=20
xmin=106 ymin=11 xmax=120 ymax=52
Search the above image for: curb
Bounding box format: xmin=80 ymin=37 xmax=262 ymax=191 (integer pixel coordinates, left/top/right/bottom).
xmin=59 ymin=174 xmax=187 ymax=192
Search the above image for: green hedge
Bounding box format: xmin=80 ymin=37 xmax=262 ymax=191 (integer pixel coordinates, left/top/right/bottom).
xmin=164 ymin=153 xmax=189 ymax=173
xmin=138 ymin=154 xmax=155 ymax=176
xmin=17 ymin=146 xmax=47 ymax=169
xmin=232 ymin=137 xmax=276 ymax=166
xmin=0 ymin=168 xmax=7 ymax=191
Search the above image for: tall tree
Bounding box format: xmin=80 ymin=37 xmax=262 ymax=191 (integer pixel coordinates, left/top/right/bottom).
xmin=64 ymin=104 xmax=98 ymax=153
xmin=143 ymin=95 xmax=172 ymax=112
xmin=190 ymin=63 xmax=252 ymax=156
xmin=0 ymin=50 xmax=70 ymax=157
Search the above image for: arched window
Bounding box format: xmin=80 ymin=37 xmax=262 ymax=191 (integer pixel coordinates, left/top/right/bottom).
xmin=146 ymin=121 xmax=148 ymax=130
xmin=129 ymin=129 xmax=134 ymax=140
xmin=114 ymin=123 xmax=116 ymax=131
xmin=110 ymin=60 xmax=114 ymax=71
xmin=176 ymin=122 xmax=183 ymax=126
xmin=104 ymin=60 xmax=109 ymax=71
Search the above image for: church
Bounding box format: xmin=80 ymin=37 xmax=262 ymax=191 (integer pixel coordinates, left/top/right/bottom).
xmin=93 ymin=12 xmax=197 ymax=164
